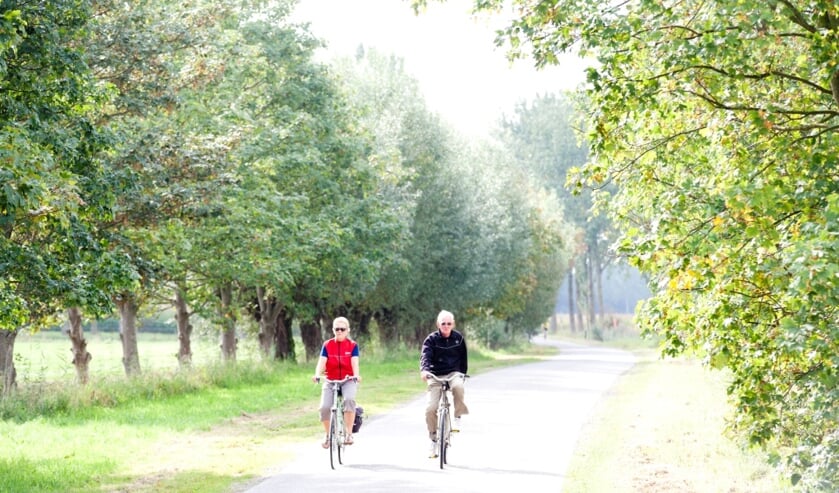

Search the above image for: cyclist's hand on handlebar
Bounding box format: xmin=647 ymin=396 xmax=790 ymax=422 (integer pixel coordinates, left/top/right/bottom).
xmin=312 ymin=375 xmax=320 ymax=383
xmin=420 ymin=371 xmax=431 ymax=381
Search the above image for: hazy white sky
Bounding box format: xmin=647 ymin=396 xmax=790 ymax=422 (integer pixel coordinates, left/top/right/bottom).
xmin=290 ymin=0 xmax=587 ymax=137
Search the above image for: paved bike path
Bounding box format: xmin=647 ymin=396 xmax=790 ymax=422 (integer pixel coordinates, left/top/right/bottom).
xmin=244 ymin=340 xmax=635 ymax=493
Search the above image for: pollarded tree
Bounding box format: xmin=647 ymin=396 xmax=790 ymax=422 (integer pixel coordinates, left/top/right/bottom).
xmin=385 ymin=132 xmax=569 ymax=344
xmin=428 ymin=0 xmax=839 ymax=488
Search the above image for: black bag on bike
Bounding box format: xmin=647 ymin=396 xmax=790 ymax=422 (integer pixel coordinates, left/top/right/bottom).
xmin=352 ymin=406 xmax=364 ymax=433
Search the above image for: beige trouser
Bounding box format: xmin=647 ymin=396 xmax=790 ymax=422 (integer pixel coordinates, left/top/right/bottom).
xmin=424 ymin=372 xmax=469 ymax=440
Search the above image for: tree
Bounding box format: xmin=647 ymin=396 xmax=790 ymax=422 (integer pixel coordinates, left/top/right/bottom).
xmin=0 ymin=0 xmax=125 ymax=390
xmin=432 ymin=0 xmax=839 ymax=488
xmin=330 ymin=47 xmax=449 ymax=344
xmin=85 ymin=0 xmax=246 ymax=372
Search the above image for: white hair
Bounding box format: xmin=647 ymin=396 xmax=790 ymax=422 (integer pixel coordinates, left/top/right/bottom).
xmin=436 ymin=310 xmax=454 ymax=323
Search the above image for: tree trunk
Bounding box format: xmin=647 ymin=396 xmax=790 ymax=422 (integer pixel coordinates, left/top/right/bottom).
xmin=217 ymin=283 xmax=237 ymax=362
xmin=116 ymin=294 xmax=141 ymax=376
xmin=567 ymin=269 xmax=576 ymax=332
xmin=594 ymin=246 xmax=606 ymax=321
xmin=575 ymin=270 xmax=585 ymax=335
xmin=407 ymin=318 xmax=432 ymax=348
xmin=67 ymin=307 xmax=92 ymax=384
xmin=375 ymin=309 xmax=399 ymax=345
xmin=300 ymin=317 xmax=322 ymax=362
xmin=408 ymin=328 xmax=423 ymax=348
xmin=347 ymin=307 xmax=371 ymax=341
xmin=174 ymin=287 xmax=193 ymax=367
xmin=274 ymin=310 xmax=294 ymax=360
xmin=0 ymin=328 xmax=19 ymax=396
xmin=587 ymin=254 xmax=596 ymax=327
xmin=255 ymin=287 xmax=283 ymax=358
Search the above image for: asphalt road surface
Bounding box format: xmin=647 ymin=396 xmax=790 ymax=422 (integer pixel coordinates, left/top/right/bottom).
xmin=245 ymin=340 xmax=635 ymax=493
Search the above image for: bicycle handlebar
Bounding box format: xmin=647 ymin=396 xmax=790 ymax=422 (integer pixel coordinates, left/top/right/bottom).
xmin=314 ymin=375 xmax=358 ymax=384
xmin=425 ymin=372 xmax=468 ymax=383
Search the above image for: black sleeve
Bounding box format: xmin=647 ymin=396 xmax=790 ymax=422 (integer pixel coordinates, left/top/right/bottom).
xmin=420 ymin=334 xmax=433 ymax=372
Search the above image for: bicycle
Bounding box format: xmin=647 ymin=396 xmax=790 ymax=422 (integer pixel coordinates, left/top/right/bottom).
xmin=426 ymin=372 xmax=467 ymax=469
xmin=315 ymin=375 xmax=357 ymax=469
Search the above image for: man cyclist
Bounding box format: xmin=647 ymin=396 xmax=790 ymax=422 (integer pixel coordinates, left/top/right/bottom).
xmin=420 ymin=310 xmax=469 ymax=458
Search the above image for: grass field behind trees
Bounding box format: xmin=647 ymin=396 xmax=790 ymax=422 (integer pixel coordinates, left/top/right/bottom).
xmin=14 ymin=330 xmax=255 ymax=383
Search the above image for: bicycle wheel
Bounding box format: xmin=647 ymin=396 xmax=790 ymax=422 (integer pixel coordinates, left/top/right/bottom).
xmin=437 ymin=407 xmax=448 ymax=469
xmin=329 ymin=409 xmax=338 ymax=470
xmin=444 ymin=408 xmax=451 ymax=466
xmin=337 ymin=410 xmax=345 ymax=465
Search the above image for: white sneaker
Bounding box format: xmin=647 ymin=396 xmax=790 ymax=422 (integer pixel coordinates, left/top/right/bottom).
xmin=428 ymin=440 xmax=438 ymax=458
xmin=452 ymin=416 xmax=461 ymax=432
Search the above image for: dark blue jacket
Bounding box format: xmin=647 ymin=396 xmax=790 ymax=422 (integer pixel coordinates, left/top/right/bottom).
xmin=420 ymin=330 xmax=468 ymax=376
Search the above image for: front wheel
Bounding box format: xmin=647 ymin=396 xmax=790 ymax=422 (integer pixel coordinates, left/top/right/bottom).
xmin=336 ymin=412 xmax=345 ymax=465
xmin=329 ymin=409 xmax=338 ymax=470
xmin=437 ymin=407 xmax=448 ymax=469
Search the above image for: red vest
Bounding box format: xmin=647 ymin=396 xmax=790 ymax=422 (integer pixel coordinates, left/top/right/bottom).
xmin=322 ymin=338 xmax=358 ymax=380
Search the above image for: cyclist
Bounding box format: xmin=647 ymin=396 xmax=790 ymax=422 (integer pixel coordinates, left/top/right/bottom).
xmin=420 ymin=310 xmax=469 ymax=457
xmin=313 ymin=317 xmax=361 ymax=448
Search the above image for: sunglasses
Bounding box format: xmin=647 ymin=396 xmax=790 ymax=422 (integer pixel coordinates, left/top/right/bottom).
xmin=333 ymin=327 xmax=348 ymax=332
xmin=440 ymin=322 xmax=453 ymax=326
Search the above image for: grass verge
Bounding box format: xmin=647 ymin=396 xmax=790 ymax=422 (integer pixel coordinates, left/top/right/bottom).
xmin=559 ymin=344 xmax=791 ymax=492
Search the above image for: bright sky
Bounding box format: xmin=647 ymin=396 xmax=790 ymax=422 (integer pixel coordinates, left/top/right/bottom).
xmin=290 ymin=0 xmax=587 ymax=137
